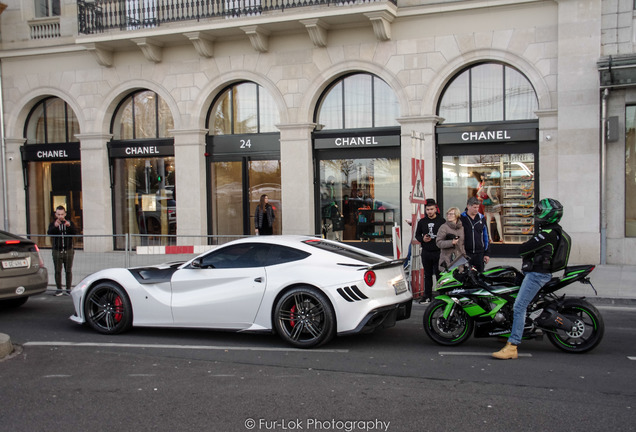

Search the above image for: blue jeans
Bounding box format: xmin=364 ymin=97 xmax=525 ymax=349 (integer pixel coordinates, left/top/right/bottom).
xmin=509 ymin=271 xmax=552 ymax=345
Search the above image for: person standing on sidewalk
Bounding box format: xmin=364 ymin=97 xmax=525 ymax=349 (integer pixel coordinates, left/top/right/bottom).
xmin=414 ymin=198 xmax=445 ymax=304
xmin=47 ymin=205 xmax=77 ymax=296
xmin=460 ymin=196 xmax=490 ymax=272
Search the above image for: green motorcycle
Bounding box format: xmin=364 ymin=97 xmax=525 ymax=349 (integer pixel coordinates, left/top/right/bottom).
xmin=423 ymin=257 xmax=604 ymax=353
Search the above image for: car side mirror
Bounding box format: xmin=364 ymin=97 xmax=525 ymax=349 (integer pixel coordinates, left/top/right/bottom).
xmin=190 ymin=258 xmax=202 ymax=269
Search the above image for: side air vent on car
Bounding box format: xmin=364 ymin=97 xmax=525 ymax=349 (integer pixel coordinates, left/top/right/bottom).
xmin=336 ymin=285 xmax=369 ymax=302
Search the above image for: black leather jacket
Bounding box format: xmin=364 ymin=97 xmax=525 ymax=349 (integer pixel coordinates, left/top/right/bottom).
xmin=519 ymin=222 xmax=561 ymax=273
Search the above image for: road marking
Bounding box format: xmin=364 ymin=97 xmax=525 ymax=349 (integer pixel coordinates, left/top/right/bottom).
xmin=628 ymin=356 xmax=636 ymax=361
xmin=439 ymin=351 xmax=532 ymax=357
xmin=23 ymin=341 xmax=348 ymax=353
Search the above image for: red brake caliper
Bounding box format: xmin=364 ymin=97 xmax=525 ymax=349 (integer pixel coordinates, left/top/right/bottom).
xmin=289 ymin=305 xmax=297 ymax=328
xmin=114 ymin=296 xmax=123 ymax=322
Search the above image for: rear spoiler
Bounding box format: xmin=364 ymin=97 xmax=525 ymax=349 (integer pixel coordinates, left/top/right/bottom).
xmin=335 ymin=259 xmax=405 ymax=270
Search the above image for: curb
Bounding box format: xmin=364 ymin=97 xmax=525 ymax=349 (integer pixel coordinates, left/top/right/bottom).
xmin=0 ymin=333 xmax=13 ymax=359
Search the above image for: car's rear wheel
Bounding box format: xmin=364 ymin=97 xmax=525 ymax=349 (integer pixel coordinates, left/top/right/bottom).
xmin=273 ymin=286 xmax=335 ymax=348
xmin=84 ymin=282 xmax=132 ymax=334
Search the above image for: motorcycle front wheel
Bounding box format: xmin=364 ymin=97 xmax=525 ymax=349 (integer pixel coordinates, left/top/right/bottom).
xmin=546 ymin=299 xmax=604 ymax=353
xmin=423 ymin=299 xmax=474 ymax=346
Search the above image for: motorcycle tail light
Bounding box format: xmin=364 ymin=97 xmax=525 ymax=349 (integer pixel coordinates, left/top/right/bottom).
xmin=364 ymin=270 xmax=376 ymax=287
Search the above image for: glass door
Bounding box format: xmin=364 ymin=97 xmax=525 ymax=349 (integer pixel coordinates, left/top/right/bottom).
xmin=211 ymin=158 xmax=281 ymax=236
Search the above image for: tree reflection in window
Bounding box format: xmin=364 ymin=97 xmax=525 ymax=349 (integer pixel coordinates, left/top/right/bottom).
xmin=316 ymin=73 xmax=399 ymax=130
xmin=438 ymin=63 xmax=538 ymax=124
xmin=208 ymin=82 xmax=279 ymax=135
xmin=25 ymin=97 xmax=79 ymax=145
xmin=112 ymin=90 xmax=174 ymax=139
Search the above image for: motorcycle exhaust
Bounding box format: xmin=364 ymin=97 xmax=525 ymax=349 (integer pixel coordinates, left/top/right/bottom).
xmin=535 ymin=308 xmax=575 ymax=331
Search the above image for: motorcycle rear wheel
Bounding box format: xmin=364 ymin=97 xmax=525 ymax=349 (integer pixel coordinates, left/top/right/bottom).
xmin=546 ymin=299 xmax=604 ymax=353
xmin=423 ymin=299 xmax=474 ymax=346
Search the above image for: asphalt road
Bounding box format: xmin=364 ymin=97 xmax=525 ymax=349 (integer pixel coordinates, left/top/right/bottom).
xmin=1 ymin=294 xmax=635 ymax=432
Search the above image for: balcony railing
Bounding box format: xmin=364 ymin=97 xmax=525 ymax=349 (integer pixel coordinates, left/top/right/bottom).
xmin=77 ymin=0 xmax=395 ymax=35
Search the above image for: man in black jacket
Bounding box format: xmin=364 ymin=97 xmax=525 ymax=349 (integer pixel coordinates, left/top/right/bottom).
xmin=460 ymin=196 xmax=490 ymax=272
xmin=414 ymin=199 xmax=445 ymax=303
xmin=492 ymin=198 xmax=567 ymax=360
xmin=47 ymin=206 xmax=78 ymax=296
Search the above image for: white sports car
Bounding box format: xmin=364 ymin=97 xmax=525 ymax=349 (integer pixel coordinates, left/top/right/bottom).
xmin=70 ymin=236 xmax=412 ymax=348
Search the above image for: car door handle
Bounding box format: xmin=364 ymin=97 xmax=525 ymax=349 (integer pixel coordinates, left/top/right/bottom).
xmin=255 ymin=277 xmax=264 ymax=283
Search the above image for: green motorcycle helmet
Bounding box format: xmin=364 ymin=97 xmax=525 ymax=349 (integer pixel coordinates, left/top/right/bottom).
xmin=534 ymin=198 xmax=563 ymax=224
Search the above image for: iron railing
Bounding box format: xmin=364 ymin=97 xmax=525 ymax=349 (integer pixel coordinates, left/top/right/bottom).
xmin=77 ymin=0 xmax=396 ymax=35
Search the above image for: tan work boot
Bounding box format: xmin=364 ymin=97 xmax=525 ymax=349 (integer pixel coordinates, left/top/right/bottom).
xmin=492 ymin=342 xmax=518 ymax=360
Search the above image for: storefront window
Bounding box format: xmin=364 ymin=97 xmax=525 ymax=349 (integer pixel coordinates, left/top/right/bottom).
xmin=317 ymin=73 xmax=399 ymax=130
xmin=438 ymin=63 xmax=538 ymax=123
xmin=23 ymin=97 xmax=82 ymax=246
xmin=111 ymin=90 xmax=175 ymax=249
xmin=112 ymin=157 xmax=176 ymax=248
xmin=626 ymin=106 xmax=636 ymax=236
xmin=318 ymin=154 xmax=400 ymax=243
xmin=441 ymin=153 xmax=535 ymax=244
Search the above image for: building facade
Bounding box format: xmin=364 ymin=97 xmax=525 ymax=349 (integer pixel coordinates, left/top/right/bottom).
xmin=0 ymin=0 xmax=616 ymax=263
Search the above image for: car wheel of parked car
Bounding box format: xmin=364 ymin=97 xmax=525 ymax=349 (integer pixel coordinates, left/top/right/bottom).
xmin=273 ymin=286 xmax=335 ymax=348
xmin=84 ymin=282 xmax=133 ymax=334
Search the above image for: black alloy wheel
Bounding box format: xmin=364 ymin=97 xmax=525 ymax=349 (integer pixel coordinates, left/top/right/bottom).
xmin=84 ymin=282 xmax=133 ymax=334
xmin=273 ymin=286 xmax=335 ymax=348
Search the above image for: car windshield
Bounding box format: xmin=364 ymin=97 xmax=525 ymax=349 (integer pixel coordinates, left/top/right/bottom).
xmin=302 ymin=239 xmax=385 ymax=264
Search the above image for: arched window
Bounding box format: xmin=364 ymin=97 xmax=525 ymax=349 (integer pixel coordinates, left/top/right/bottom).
xmin=110 ymin=90 xmax=176 ymax=248
xmin=313 ymin=73 xmax=401 ymax=249
xmin=25 ymin=97 xmax=79 ymax=144
xmin=438 ymin=63 xmax=538 ymax=123
xmin=316 ymin=73 xmax=399 ymax=130
xmin=23 ymin=97 xmax=82 ymax=244
xmin=112 ymin=90 xmax=174 ymax=139
xmin=206 ymin=82 xmax=282 ymax=236
xmin=208 ymin=82 xmax=279 ymax=135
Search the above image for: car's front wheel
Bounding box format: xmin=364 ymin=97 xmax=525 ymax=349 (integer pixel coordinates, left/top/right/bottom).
xmin=273 ymin=286 xmax=335 ymax=348
xmin=84 ymin=282 xmax=133 ymax=334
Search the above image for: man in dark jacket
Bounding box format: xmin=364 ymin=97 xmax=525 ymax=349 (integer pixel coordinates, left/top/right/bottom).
xmin=492 ymin=198 xmax=567 ymax=360
xmin=414 ymin=198 xmax=445 ymax=303
xmin=47 ymin=205 xmax=78 ymax=296
xmin=460 ymin=197 xmax=490 ymax=272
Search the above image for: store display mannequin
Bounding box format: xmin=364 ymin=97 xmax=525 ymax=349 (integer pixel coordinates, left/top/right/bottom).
xmin=481 ymin=173 xmax=503 ymax=243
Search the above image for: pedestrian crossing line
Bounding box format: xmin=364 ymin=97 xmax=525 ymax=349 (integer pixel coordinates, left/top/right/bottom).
xmin=439 ymin=351 xmax=532 ymax=357
xmin=23 ymin=341 xmax=348 ymax=353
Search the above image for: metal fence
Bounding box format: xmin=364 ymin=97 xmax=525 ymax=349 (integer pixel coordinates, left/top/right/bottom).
xmin=21 ymin=234 xmax=246 ymax=291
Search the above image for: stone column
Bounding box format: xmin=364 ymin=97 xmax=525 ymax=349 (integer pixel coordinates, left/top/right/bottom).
xmin=171 ymin=128 xmax=208 ymax=244
xmin=76 ymin=133 xmax=113 ymax=252
xmin=278 ymin=123 xmax=315 ymax=236
xmin=4 ymin=138 xmax=27 ymax=234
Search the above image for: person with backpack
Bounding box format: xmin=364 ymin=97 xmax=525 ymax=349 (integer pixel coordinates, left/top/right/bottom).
xmin=460 ymin=197 xmax=490 ymax=272
xmin=492 ymin=198 xmax=570 ymax=360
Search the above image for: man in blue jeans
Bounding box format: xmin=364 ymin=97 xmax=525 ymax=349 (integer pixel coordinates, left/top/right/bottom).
xmin=492 ymin=198 xmax=566 ymax=360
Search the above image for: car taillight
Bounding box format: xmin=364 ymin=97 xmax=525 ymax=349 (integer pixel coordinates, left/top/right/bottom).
xmin=364 ymin=270 xmax=376 ymax=287
xmin=35 ymin=244 xmax=44 ymax=267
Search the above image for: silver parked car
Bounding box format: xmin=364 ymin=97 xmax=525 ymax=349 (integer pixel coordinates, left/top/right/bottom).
xmin=0 ymin=231 xmax=48 ymax=308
